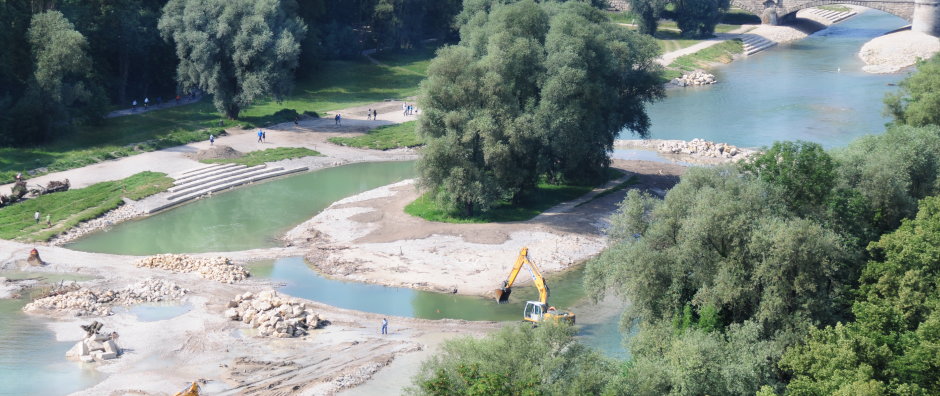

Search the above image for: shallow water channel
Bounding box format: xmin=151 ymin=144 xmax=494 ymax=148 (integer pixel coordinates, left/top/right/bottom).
xmin=67 ymin=161 xmax=419 ymax=255
xmin=248 ymin=257 xmax=628 ymax=357
xmin=0 ymin=273 xmax=105 ymax=396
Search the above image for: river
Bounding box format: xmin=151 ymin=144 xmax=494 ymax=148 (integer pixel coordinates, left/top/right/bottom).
xmin=625 ymin=9 xmax=909 ymax=149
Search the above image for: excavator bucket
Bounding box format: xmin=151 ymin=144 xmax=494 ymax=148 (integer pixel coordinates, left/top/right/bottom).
xmin=495 ymin=287 xmax=511 ymax=303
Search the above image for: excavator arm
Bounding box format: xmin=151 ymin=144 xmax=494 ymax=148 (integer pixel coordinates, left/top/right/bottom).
xmin=495 ymin=247 xmax=549 ymax=304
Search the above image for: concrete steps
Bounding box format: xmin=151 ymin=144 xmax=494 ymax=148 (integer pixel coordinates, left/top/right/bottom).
xmin=803 ymin=7 xmax=857 ymax=25
xmin=147 ymin=164 xmax=309 ymax=214
xmin=740 ymin=34 xmax=777 ymax=56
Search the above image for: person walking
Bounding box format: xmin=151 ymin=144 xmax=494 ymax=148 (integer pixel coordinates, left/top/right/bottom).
xmin=261 ymin=130 xmax=266 ymax=142
xmin=257 ymin=129 xmax=263 ymax=143
xmin=45 ymin=214 xmax=51 ymax=226
xmin=335 ymin=114 xmax=341 ymax=126
xmin=175 ymin=95 xmax=181 ymax=104
xmin=144 ymin=97 xmax=149 ymax=108
xmin=381 ymin=318 xmax=388 ymax=335
xmin=34 ymin=211 xmax=40 ymax=224
xmin=373 ymin=109 xmax=377 ymax=120
xmin=367 ymin=109 xmax=372 ymax=120
xmin=132 ymin=100 xmax=137 ymax=111
xmin=209 ymin=134 xmax=215 ymax=146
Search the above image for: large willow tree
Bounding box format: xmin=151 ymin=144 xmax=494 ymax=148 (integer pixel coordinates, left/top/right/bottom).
xmin=159 ymin=0 xmax=306 ymax=119
xmin=417 ymin=0 xmax=663 ymax=216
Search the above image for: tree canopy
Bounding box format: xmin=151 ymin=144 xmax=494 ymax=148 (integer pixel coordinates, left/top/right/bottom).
xmin=674 ymin=0 xmax=730 ymax=38
xmin=781 ymin=195 xmax=940 ymax=395
xmin=409 ymin=323 xmax=621 ymax=396
xmin=417 ymin=0 xmax=662 ymax=215
xmin=885 ymin=54 xmax=940 ymax=127
xmin=158 ymin=0 xmax=307 ymax=119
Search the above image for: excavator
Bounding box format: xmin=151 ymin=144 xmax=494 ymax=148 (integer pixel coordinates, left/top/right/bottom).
xmin=495 ymin=247 xmax=575 ymax=324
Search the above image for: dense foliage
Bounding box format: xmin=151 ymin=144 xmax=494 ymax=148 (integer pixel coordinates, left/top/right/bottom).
xmin=885 ymin=53 xmax=940 ymax=127
xmin=581 ymin=124 xmax=940 ymax=394
xmin=781 ymin=195 xmax=940 ymax=395
xmin=629 ymin=0 xmax=668 ymax=35
xmin=674 ymin=0 xmax=730 ymax=38
xmin=158 ymin=0 xmax=307 ymax=119
xmin=0 ymin=0 xmax=467 ymax=145
xmin=410 ymin=323 xmax=622 ymax=396
xmin=417 ymin=0 xmax=662 ymax=216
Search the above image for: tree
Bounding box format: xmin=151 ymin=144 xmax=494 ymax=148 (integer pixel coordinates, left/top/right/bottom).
xmin=418 ymin=0 xmax=661 ymax=215
xmin=742 ymin=141 xmax=837 ymax=217
xmin=629 ymin=0 xmax=667 ymax=35
xmin=12 ymin=10 xmax=102 ymax=144
xmin=586 ymin=166 xmax=855 ymax=335
xmin=885 ymin=54 xmax=940 ymax=127
xmin=158 ymin=0 xmax=307 ymax=119
xmin=625 ymin=320 xmax=784 ymax=395
xmin=674 ymin=0 xmax=729 ymax=38
xmin=832 ymin=125 xmax=940 ymax=236
xmin=781 ymin=195 xmax=940 ymax=395
xmin=409 ymin=323 xmax=621 ymax=395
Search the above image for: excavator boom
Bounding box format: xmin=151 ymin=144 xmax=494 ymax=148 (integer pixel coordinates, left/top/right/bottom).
xmin=495 ymin=248 xmax=547 ymax=304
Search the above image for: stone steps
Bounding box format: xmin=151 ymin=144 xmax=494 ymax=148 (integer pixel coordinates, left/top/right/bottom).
xmin=803 ymin=7 xmax=857 ymax=25
xmin=147 ymin=165 xmax=309 ymax=214
xmin=740 ymin=34 xmax=777 ymax=56
xmin=166 ymin=165 xmax=271 ymax=199
xmin=173 ymin=163 xmax=243 ymax=186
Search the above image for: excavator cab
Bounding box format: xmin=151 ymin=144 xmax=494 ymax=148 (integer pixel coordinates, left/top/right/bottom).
xmin=523 ymin=301 xmax=575 ymax=324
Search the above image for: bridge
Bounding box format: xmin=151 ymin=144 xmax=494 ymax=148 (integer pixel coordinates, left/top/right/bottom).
xmin=730 ymin=0 xmax=940 ymax=36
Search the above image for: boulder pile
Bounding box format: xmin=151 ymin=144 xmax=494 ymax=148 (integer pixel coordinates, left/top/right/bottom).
xmin=65 ymin=321 xmax=122 ymax=362
xmin=23 ymin=278 xmax=188 ymax=316
xmin=658 ymin=138 xmax=752 ymax=159
xmin=671 ymin=71 xmax=717 ymax=87
xmin=135 ymin=254 xmax=249 ymax=283
xmin=225 ymin=291 xmax=323 ymax=338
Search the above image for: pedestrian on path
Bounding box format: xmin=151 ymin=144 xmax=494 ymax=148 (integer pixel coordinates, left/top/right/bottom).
xmin=175 ymin=95 xmax=181 ymax=104
xmin=335 ymin=114 xmax=341 ymax=126
xmin=34 ymin=211 xmax=40 ymax=224
xmin=144 ymin=97 xmax=149 ymax=108
xmin=367 ymin=108 xmax=372 ymax=120
xmin=381 ymin=318 xmax=388 ymax=335
xmin=132 ymin=100 xmax=137 ymax=111
xmin=373 ymin=109 xmax=377 ymax=120
xmin=257 ymin=129 xmax=263 ymax=143
xmin=45 ymin=214 xmax=51 ymax=226
xmin=209 ymin=134 xmax=215 ymax=146
xmin=262 ymin=130 xmax=266 ymax=142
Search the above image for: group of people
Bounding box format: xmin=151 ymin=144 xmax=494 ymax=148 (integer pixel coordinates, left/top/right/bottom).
xmin=130 ymin=90 xmax=199 ymax=112
xmin=365 ymin=108 xmax=379 ymax=120
xmin=256 ymin=129 xmax=267 ymax=143
xmin=402 ymin=103 xmax=417 ymax=116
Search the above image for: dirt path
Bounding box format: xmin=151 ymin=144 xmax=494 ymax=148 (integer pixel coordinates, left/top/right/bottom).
xmin=1 ymin=107 xmax=418 ymax=194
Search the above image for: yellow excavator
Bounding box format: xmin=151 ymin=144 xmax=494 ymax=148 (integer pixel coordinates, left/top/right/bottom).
xmin=174 ymin=382 xmax=199 ymax=396
xmin=495 ymin=247 xmax=575 ymax=324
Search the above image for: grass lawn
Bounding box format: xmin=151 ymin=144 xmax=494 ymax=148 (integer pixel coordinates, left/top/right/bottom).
xmin=200 ymin=147 xmax=321 ymax=167
xmin=0 ymin=47 xmax=436 ymax=185
xmin=607 ymin=11 xmax=637 ymax=25
xmin=668 ymin=39 xmax=744 ymax=74
xmin=0 ymin=171 xmax=172 ymax=242
xmin=817 ymin=5 xmax=851 ymax=12
xmin=328 ymin=121 xmax=422 ymax=150
xmin=405 ymin=169 xmax=625 ymax=223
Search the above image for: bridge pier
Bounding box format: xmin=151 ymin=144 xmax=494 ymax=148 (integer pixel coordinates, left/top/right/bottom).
xmin=913 ymin=0 xmax=940 ymax=36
